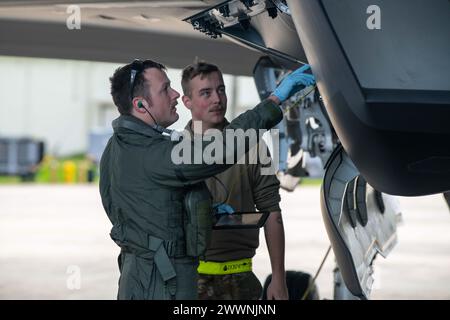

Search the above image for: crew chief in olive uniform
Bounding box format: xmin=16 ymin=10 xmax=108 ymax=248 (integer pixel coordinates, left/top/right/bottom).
xmin=100 ymin=59 xmax=312 ymax=299
xmin=181 ymin=61 xmax=314 ymax=300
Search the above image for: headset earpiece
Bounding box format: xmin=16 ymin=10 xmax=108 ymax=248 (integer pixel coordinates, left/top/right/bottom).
xmin=138 ymin=101 xmax=144 ymax=108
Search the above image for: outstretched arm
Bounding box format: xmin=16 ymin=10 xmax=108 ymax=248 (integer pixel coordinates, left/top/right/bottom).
xmin=264 ymin=210 xmax=288 ymax=300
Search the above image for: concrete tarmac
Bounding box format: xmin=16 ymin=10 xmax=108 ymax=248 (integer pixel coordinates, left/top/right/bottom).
xmin=0 ymin=185 xmax=449 ymax=300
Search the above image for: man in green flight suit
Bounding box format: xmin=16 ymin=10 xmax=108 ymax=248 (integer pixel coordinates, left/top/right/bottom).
xmin=99 ymin=59 xmax=313 ymax=299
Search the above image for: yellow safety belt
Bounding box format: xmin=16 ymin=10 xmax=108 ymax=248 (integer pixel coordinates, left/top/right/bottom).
xmin=197 ymin=258 xmax=252 ymax=275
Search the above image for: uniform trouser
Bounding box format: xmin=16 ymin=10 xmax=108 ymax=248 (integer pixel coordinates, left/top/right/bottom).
xmin=117 ymin=252 xmax=199 ymax=300
xmin=197 ymin=272 xmax=263 ymax=300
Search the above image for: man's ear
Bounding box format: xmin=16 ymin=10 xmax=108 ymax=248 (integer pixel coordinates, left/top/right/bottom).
xmin=182 ymin=95 xmax=192 ymax=110
xmin=132 ymin=97 xmax=148 ymax=114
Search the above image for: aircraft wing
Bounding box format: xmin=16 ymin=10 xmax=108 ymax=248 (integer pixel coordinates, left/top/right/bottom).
xmin=0 ymin=0 xmax=262 ymax=76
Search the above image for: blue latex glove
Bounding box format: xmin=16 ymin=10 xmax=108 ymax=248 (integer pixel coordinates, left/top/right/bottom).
xmin=213 ymin=203 xmax=235 ymax=215
xmin=273 ymin=64 xmax=315 ymax=103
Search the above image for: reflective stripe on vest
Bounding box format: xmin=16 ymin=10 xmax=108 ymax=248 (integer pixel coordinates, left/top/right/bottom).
xmin=197 ymin=258 xmax=252 ymax=275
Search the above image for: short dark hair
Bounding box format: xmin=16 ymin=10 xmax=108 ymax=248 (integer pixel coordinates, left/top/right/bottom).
xmin=109 ymin=59 xmax=166 ymax=115
xmin=181 ymin=61 xmax=222 ymax=97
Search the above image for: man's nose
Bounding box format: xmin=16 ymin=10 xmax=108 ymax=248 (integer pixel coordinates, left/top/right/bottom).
xmin=171 ymin=88 xmax=180 ymax=99
xmin=211 ymin=90 xmax=221 ymax=103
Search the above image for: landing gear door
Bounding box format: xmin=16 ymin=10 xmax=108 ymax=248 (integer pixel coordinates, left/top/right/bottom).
xmin=320 ymin=146 xmax=401 ymax=298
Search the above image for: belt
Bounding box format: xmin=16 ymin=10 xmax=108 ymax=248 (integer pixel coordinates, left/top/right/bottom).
xmin=159 ymin=238 xmax=185 ymax=257
xmin=121 ymin=235 xmax=178 ymax=298
xmin=197 ymin=258 xmax=252 ymax=275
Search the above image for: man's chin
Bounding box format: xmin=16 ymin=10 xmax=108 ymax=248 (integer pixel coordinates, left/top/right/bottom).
xmin=164 ymin=113 xmax=179 ymax=128
xmin=210 ymin=115 xmax=225 ymax=125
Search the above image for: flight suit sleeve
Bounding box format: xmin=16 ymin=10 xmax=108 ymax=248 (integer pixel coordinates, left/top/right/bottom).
xmin=99 ymin=138 xmax=115 ymax=223
xmin=146 ymin=99 xmax=282 ymax=187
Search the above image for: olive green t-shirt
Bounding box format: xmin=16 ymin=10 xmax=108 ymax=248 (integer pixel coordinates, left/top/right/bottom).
xmin=185 ymin=119 xmax=281 ymax=261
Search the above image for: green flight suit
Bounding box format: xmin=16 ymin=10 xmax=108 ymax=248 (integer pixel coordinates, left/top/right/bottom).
xmin=99 ymin=99 xmax=282 ymax=300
